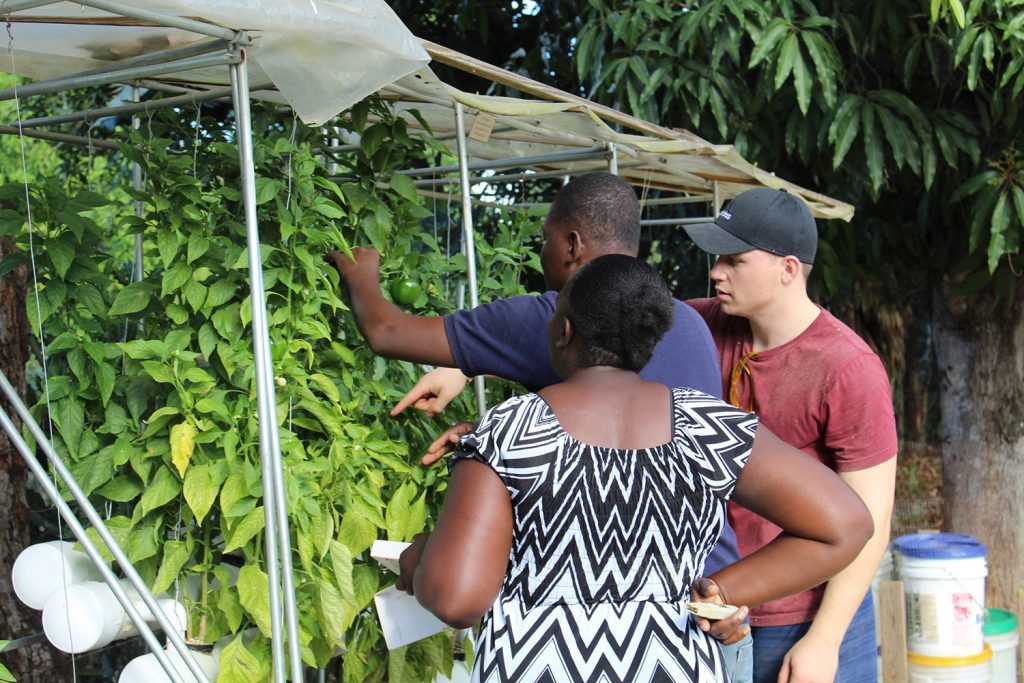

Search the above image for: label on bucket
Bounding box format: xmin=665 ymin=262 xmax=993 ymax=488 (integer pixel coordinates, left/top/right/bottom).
xmin=908 ymin=593 xmax=939 ymax=643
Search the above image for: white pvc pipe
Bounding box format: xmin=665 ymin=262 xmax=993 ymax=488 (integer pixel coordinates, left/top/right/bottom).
xmin=120 ymin=644 xmax=220 ymax=683
xmin=42 ymin=580 xmax=186 ymax=654
xmin=11 ymin=540 xmax=103 ymax=610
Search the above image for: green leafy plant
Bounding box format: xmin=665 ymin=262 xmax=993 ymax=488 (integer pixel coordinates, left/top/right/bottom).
xmin=2 ymin=94 xmax=542 ymax=682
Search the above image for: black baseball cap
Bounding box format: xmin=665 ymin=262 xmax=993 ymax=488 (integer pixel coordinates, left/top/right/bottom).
xmin=684 ymin=188 xmax=818 ymax=265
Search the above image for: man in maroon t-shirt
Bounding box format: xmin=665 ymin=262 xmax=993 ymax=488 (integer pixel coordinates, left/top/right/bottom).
xmin=684 ymin=188 xmax=897 ymax=683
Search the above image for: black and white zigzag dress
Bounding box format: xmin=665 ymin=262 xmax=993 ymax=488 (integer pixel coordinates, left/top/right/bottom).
xmin=451 ymin=388 xmax=758 ymax=683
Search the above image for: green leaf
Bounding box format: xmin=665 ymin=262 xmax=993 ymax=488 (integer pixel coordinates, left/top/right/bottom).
xmin=205 ymin=280 xmax=236 ymax=309
xmin=82 ymin=515 xmax=131 ymax=564
xmin=183 ymin=462 xmax=219 ymax=525
xmin=224 ymin=505 xmax=266 ymax=552
xmin=139 ymin=466 xmax=182 ymax=515
xmin=97 ymin=475 xmax=144 ymax=502
xmin=55 ymin=398 xmax=85 ymax=457
xmin=388 ymin=174 xmax=419 ymax=203
xmin=217 ymin=585 xmax=244 ymax=633
xmin=337 ymin=504 xmax=379 ymax=555
xmin=48 ymin=235 xmax=75 ymax=279
xmin=187 ymin=232 xmax=211 ymax=263
xmin=141 ymin=360 xmax=176 ymax=384
xmin=749 ymin=19 xmax=790 ymax=68
xmin=157 ymin=230 xmax=180 ymax=269
xmin=120 ymin=339 xmax=169 ymax=360
xmin=861 ymin=104 xmax=884 ymax=191
xmin=989 ymin=191 xmax=1011 ymax=271
xmin=385 ymin=482 xmax=419 ymax=542
xmin=949 ymin=0 xmax=966 ymax=28
xmin=254 ymin=177 xmax=282 ymax=205
xmin=218 ymin=634 xmax=261 ymax=683
xmin=237 ymin=565 xmax=273 ymax=637
xmin=94 ymin=362 xmax=116 ymax=407
xmin=108 ymin=282 xmax=153 ymax=316
xmin=774 ymin=34 xmax=799 ymax=91
xmin=162 ymin=263 xmax=192 ymax=296
xmin=317 ymin=578 xmax=348 ymax=643
xmin=152 ymin=539 xmax=191 ymax=595
xmin=791 ymin=43 xmax=811 ymax=114
xmin=828 ymin=95 xmax=862 ymax=169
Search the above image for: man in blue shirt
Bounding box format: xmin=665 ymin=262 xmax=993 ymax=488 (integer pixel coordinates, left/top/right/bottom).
xmin=328 ymin=172 xmax=753 ymax=680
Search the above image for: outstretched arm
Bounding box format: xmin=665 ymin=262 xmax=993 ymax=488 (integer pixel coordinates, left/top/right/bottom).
xmin=777 ymin=458 xmax=896 ymax=683
xmin=327 ymin=247 xmax=455 ymax=366
xmin=710 ymin=426 xmax=873 ymax=610
xmin=397 ymin=458 xmax=513 ymax=628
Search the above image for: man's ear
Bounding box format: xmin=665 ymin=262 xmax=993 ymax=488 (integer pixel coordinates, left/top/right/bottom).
xmin=780 ymin=255 xmax=803 ymax=284
xmin=565 ymin=229 xmax=584 ymax=265
xmin=555 ymin=317 xmax=573 ymax=348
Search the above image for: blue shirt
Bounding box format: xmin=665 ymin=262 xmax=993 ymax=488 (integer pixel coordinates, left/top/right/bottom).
xmin=443 ymin=291 xmax=740 ymax=574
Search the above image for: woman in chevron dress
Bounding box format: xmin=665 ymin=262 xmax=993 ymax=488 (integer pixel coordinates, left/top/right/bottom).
xmin=398 ymin=255 xmax=873 ymax=682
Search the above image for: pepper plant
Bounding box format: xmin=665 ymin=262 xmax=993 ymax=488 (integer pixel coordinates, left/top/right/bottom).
xmin=1 ymin=94 xmax=542 ymax=682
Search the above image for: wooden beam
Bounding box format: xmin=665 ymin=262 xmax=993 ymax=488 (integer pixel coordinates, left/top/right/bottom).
xmin=879 ymin=580 xmax=909 ymax=683
xmin=420 ymin=39 xmax=711 ymax=147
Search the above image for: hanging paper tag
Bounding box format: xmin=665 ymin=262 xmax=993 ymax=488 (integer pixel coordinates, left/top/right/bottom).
xmin=468 ymin=112 xmax=497 ymax=142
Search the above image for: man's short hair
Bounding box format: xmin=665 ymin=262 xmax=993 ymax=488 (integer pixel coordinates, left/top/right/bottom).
xmin=547 ymin=172 xmax=641 ymax=251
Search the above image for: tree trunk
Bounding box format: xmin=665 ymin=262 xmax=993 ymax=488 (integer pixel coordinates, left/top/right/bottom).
xmin=933 ymin=277 xmax=1024 ymax=641
xmin=0 ymin=236 xmax=69 ymax=681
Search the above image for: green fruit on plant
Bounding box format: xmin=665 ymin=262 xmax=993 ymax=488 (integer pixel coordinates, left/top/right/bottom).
xmin=390 ymin=278 xmax=422 ymax=305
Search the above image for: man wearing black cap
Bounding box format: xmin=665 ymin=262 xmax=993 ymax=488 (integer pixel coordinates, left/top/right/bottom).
xmin=684 ymin=188 xmax=898 ymax=683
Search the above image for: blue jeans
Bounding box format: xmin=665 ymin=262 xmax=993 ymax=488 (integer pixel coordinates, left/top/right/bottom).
xmin=721 ymin=631 xmax=754 ymax=683
xmin=749 ymin=591 xmax=876 ymax=683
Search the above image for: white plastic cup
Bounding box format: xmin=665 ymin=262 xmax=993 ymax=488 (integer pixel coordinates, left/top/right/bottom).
xmin=12 ymin=540 xmax=103 ymax=610
xmin=42 ymin=580 xmax=186 ymax=654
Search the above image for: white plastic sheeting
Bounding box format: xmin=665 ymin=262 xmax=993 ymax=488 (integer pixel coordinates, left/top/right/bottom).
xmin=3 ymin=0 xmax=430 ymax=125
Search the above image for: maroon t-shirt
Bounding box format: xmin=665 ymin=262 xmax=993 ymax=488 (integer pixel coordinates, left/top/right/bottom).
xmin=688 ymin=298 xmax=898 ymax=627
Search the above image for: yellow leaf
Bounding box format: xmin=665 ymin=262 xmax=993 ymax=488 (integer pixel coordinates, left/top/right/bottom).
xmin=170 ymin=422 xmax=197 ymax=477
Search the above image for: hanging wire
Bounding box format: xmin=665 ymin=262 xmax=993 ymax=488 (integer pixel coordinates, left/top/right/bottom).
xmin=4 ymin=11 xmax=79 ymax=675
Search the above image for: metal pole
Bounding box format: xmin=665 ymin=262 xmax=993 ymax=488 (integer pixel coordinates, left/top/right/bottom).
xmin=606 ymin=142 xmax=618 ymax=175
xmin=409 ymin=161 xmax=647 ymax=189
xmin=132 ymin=86 xmax=144 ymax=284
xmin=0 ymin=0 xmax=61 ymax=12
xmin=229 ymin=50 xmax=303 ymax=683
xmin=0 ymin=52 xmax=240 ymax=101
xmin=454 ymin=102 xmax=486 ymax=415
xmin=14 ymin=81 xmax=274 ymax=129
xmin=73 ymin=0 xmax=239 ymax=41
xmin=63 ymin=39 xmax=231 ymax=81
xmin=0 ymin=125 xmax=119 ymax=149
xmin=397 ymin=144 xmax=610 ymax=178
xmin=0 ymin=373 xmax=207 ymax=683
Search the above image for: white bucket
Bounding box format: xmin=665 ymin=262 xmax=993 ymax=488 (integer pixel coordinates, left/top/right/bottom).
xmin=896 ymin=534 xmax=987 ymax=658
xmin=908 ymin=645 xmax=992 ymax=682
xmin=983 ymin=609 xmax=1019 ymax=683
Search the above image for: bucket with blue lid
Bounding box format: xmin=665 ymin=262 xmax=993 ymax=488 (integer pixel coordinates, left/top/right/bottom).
xmin=894 ymin=533 xmax=988 ymax=658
